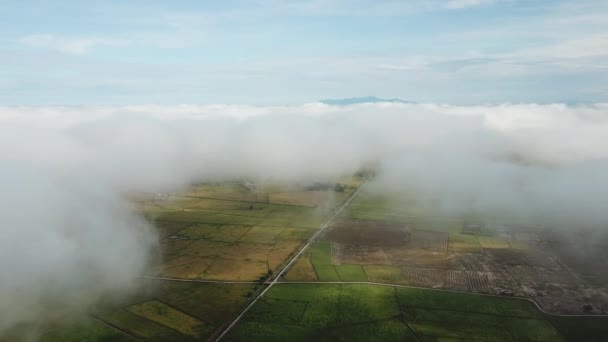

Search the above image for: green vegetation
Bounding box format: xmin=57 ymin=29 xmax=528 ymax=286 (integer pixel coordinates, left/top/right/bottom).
xmin=314 ymin=264 xmax=341 ymax=281
xmin=227 ymin=284 xmax=575 ymax=341
xmin=26 ymin=182 xmax=608 ymax=342
xmin=334 ymin=265 xmax=368 ymax=281
xmin=126 ymin=300 xmax=213 ymax=338
xmin=39 ymin=318 xmax=134 ymax=342
xmin=309 ymin=241 xmax=332 ymax=265
xmin=99 ymin=309 xmax=191 ymax=341
xmin=549 ymin=316 xmax=608 ymax=341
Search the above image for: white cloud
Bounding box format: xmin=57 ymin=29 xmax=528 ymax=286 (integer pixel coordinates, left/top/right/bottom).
xmin=2 ymin=102 xmax=608 ymax=333
xmin=20 ymin=34 xmax=130 ymax=54
xmin=445 ymin=0 xmax=498 ymax=10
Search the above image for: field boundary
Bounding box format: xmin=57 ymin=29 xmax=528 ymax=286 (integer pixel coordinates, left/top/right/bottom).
xmin=213 ymin=180 xmax=369 ymax=341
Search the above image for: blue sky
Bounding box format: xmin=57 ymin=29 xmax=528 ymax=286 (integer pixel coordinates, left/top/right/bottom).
xmin=1 ymin=0 xmax=607 ymax=105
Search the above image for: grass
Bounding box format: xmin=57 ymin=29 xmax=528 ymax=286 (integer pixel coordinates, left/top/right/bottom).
xmin=126 ymin=300 xmax=213 ymax=338
xmin=152 ymin=281 xmax=256 ymax=326
xmin=84 ymin=280 xmax=257 ymax=342
xmin=314 ymin=264 xmax=341 ymax=281
xmin=99 ymin=309 xmax=190 ymax=342
xmin=310 ymin=241 xmax=333 ymax=265
xmin=38 ymin=318 xmax=135 ymax=342
xmin=363 ymin=266 xmax=405 ymax=283
xmin=334 ymin=265 xmax=368 ymax=281
xmin=549 ymin=316 xmax=608 ymax=341
xmin=227 ymin=284 xmax=574 ymax=342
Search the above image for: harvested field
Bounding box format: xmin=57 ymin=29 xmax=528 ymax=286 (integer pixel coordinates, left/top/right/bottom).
xmin=410 ymin=229 xmax=449 ymax=251
xmin=267 ymin=241 xmax=301 ymax=271
xmin=163 ymin=239 xmax=229 ymax=258
xmin=277 ymin=227 xmax=313 ymax=240
xmin=448 ymin=233 xmax=482 ymax=253
xmin=238 ymin=226 xmax=285 ymax=244
xmin=151 ymin=281 xmax=256 ymax=326
xmin=155 ymin=221 xmax=193 ymax=238
xmin=445 ymin=270 xmax=469 ymax=291
xmin=160 ymin=257 xmax=215 ymax=279
xmin=403 ymin=266 xmax=446 ymax=288
xmin=332 ymin=243 xmax=391 ymax=265
xmin=173 ymin=224 xmax=218 ymax=239
xmin=220 ymin=243 xmax=273 ymax=262
xmin=204 ymin=225 xmax=252 ymax=242
xmin=479 ymin=236 xmax=511 ymax=249
xmin=325 ymin=219 xmax=410 ymax=247
xmin=203 ymin=258 xmax=268 ymax=281
xmin=466 ymin=271 xmax=492 ymax=292
xmin=363 ymin=265 xmax=405 ymax=283
xmin=268 ymin=190 xmax=347 ymax=208
xmin=384 ymin=248 xmax=425 ymax=265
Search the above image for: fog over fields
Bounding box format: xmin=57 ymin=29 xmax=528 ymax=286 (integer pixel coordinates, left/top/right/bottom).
xmin=1 ymin=102 xmax=608 ymax=332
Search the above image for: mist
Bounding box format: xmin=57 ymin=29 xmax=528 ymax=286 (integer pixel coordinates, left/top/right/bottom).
xmin=1 ymin=102 xmax=608 ymax=333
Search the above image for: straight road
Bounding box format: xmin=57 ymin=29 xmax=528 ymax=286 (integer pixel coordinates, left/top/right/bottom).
xmin=139 ymin=275 xmax=258 ymax=284
xmin=213 ymin=181 xmax=368 ymax=341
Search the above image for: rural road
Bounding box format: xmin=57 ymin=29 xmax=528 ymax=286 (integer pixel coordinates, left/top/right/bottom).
xmin=139 ymin=275 xmax=259 ymax=284
xmin=213 ymin=181 xmax=369 ymax=341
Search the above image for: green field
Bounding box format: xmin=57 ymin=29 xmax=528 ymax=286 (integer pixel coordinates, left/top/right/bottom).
xmin=38 ymin=318 xmax=135 ymax=342
xmin=226 ymin=283 xmax=608 ymax=341
xmin=17 ymin=182 xmax=608 ymax=342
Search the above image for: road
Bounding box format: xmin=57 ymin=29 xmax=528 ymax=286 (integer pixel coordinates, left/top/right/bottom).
xmin=213 ymin=181 xmax=368 ymax=341
xmin=139 ymin=275 xmax=259 ymax=284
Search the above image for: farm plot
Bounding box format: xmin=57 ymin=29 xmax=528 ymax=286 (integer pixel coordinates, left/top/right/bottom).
xmin=126 ymin=300 xmax=213 ymax=338
xmin=227 ymin=283 xmax=573 ymax=341
xmin=402 ymin=266 xmax=446 ymax=288
xmin=410 ymin=229 xmax=449 ymax=251
xmin=332 ymin=243 xmax=391 ymax=265
xmin=37 ymin=317 xmax=135 ymax=342
xmin=268 ymin=190 xmax=349 ymax=208
xmin=325 ymin=219 xmax=410 ymax=246
xmin=151 ymin=188 xmax=324 ymax=281
xmin=93 ymin=280 xmax=256 ymax=342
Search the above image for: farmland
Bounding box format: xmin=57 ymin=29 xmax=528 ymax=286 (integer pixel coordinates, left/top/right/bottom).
xmin=226 ymin=283 xmax=584 ymax=341
xmin=24 ymin=179 xmax=361 ymax=342
xmin=19 ymin=179 xmax=608 ymax=342
xmin=283 ymin=189 xmax=608 ymax=316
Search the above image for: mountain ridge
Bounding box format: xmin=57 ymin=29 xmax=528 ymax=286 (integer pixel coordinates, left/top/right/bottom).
xmin=320 ymin=96 xmax=413 ymax=105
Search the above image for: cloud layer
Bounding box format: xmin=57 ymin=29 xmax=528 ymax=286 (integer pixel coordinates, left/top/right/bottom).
xmin=1 ymin=102 xmax=608 ymax=333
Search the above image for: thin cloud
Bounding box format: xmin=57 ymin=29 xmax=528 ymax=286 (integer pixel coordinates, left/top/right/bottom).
xmin=20 ymin=34 xmax=130 ymax=54
xmin=445 ymin=0 xmax=499 ymax=10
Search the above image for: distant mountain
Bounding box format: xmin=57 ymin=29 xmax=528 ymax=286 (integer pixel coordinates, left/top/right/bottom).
xmin=320 ymin=96 xmax=413 ymax=105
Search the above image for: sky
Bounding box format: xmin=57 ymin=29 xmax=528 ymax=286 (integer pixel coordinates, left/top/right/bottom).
xmin=1 ymin=0 xmax=607 ymax=105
